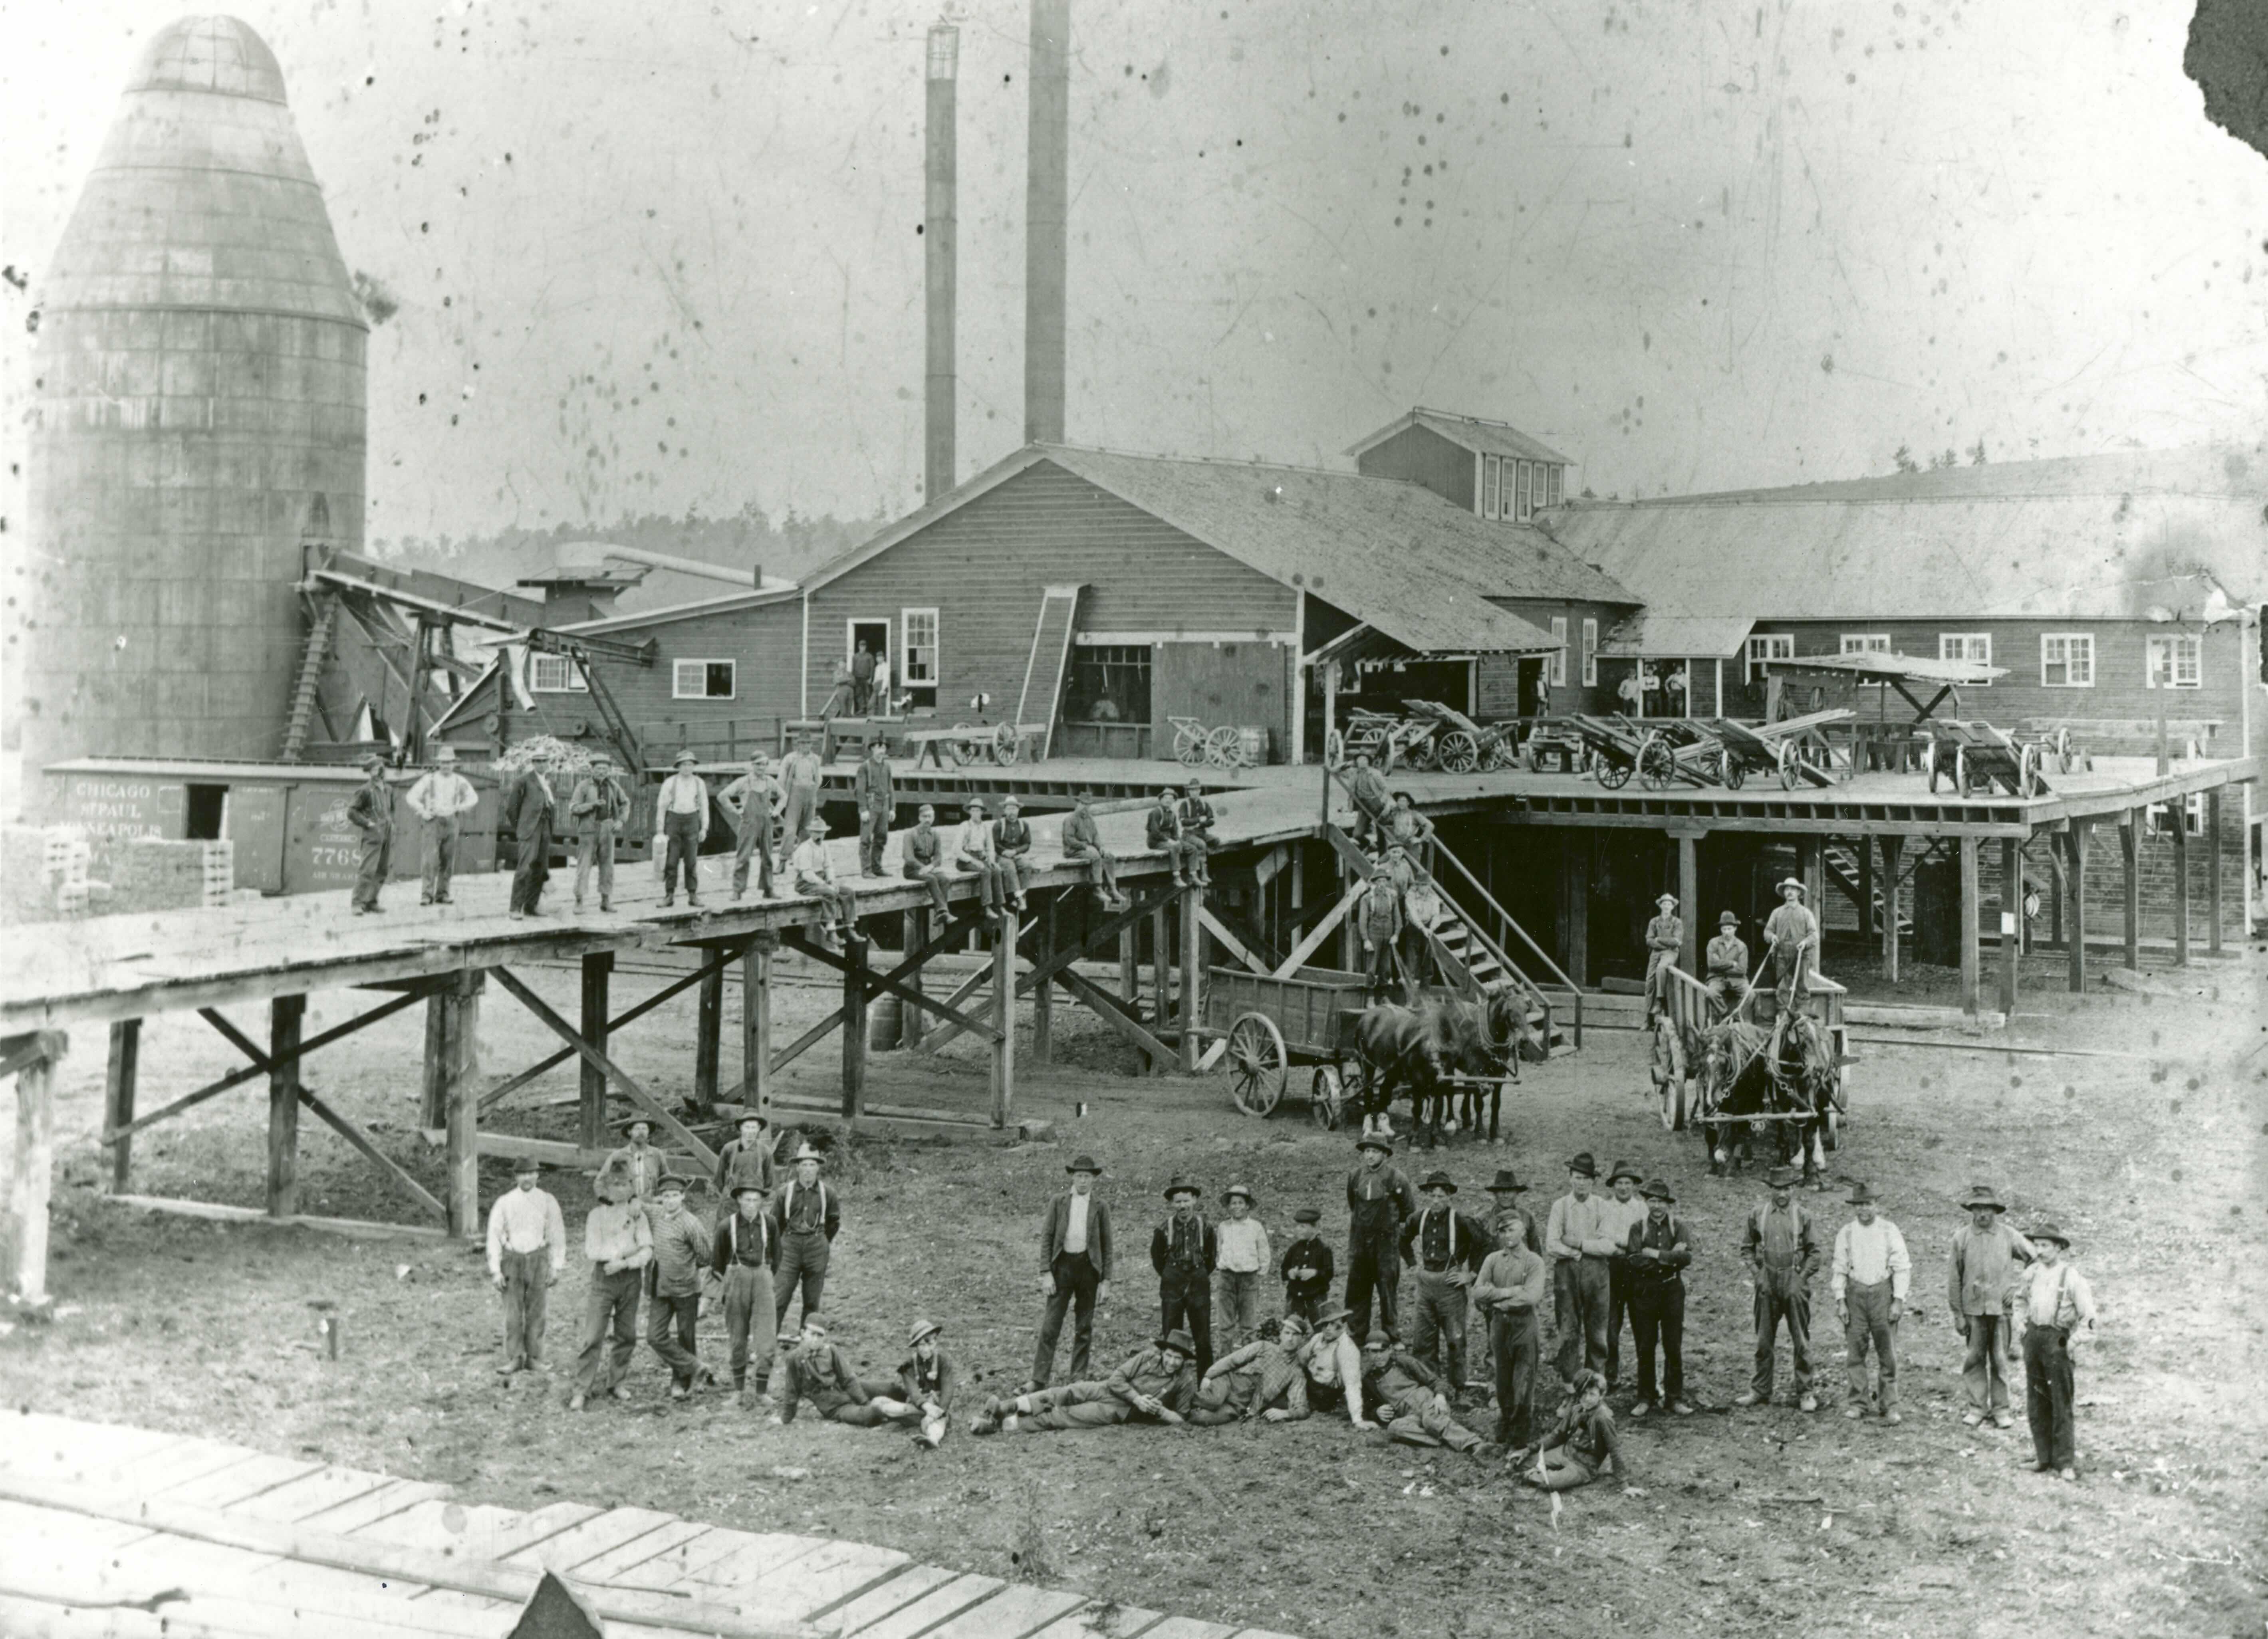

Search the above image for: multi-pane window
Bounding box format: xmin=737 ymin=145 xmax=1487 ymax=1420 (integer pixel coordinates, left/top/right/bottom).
xmin=672 ymin=659 xmax=735 ymax=700
xmin=1483 ymin=456 xmax=1501 ymax=519
xmin=1839 ymin=633 xmax=1891 ymax=655
xmin=1939 ymin=632 xmax=1992 ymax=683
xmin=1065 ymin=644 xmax=1152 ymax=724
xmin=1746 ymin=632 xmax=1793 ymax=683
xmin=1580 ymin=617 xmax=1598 ymax=686
xmin=1515 ymin=461 xmax=1532 ymax=520
xmin=1546 ymin=464 xmax=1564 ymax=507
xmin=2145 ymin=633 xmax=2201 ymax=689
xmin=2040 ymin=633 xmax=2094 ymax=687
xmin=1548 ymin=616 xmax=1568 ymax=688
xmin=528 ymin=653 xmax=586 ymax=692
xmin=2147 ymin=794 xmax=2204 ymax=836
xmin=901 ymin=608 xmax=939 ymax=708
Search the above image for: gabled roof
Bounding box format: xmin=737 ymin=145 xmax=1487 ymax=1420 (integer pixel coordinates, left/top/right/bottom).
xmin=801 ymin=446 xmax=1633 ymax=659
xmin=549 ymin=585 xmax=800 ymax=636
xmin=1551 ymin=445 xmax=2268 ymax=622
xmin=1345 ymin=408 xmax=1573 ymax=467
xmin=1597 ymin=613 xmax=1754 ymax=660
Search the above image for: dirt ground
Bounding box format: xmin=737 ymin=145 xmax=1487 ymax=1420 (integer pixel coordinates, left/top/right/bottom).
xmin=3 ymin=936 xmax=2264 ymax=1639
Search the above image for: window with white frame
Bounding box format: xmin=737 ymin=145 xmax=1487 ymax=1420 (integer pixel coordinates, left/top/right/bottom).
xmin=1515 ymin=460 xmax=1533 ymax=521
xmin=1746 ymin=632 xmax=1794 ymax=683
xmin=900 ymin=608 xmax=939 ymax=709
xmin=1581 ymin=617 xmax=1599 ymax=686
xmin=2145 ymin=633 xmax=2201 ymax=690
xmin=1483 ymin=456 xmax=1501 ymax=519
xmin=1839 ymin=633 xmax=1891 ymax=655
xmin=2147 ymin=793 xmax=2203 ymax=836
xmin=672 ymin=659 xmax=735 ymax=700
xmin=1939 ymin=632 xmax=1992 ymax=683
xmin=528 ymin=653 xmax=587 ymax=693
xmin=2040 ymin=633 xmax=2094 ymax=687
xmin=1548 ymin=616 xmax=1568 ymax=688
xmin=1546 ymin=464 xmax=1564 ymax=507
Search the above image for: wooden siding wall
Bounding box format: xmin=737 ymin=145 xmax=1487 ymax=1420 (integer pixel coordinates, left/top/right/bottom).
xmin=1355 ymin=425 xmax=1476 ymax=512
xmin=1478 ymin=599 xmax=1630 ymax=718
xmin=806 ymin=463 xmax=1298 ymax=741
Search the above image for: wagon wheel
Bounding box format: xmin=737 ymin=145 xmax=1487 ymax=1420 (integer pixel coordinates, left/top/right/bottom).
xmin=2054 ymin=727 xmax=2074 ymax=775
xmin=1224 ymin=1013 xmax=1288 ymax=1117
xmin=2017 ymin=742 xmax=2040 ymax=797
xmin=1205 ymin=724 xmax=1243 ymax=768
xmin=1310 ymin=1064 xmax=1345 ymax=1130
xmin=1175 ymin=723 xmax=1209 ymax=767
xmin=1597 ymin=754 xmax=1633 ymax=790
xmin=1484 ymin=736 xmax=1521 ymax=771
xmin=1722 ymin=748 xmax=1747 ymax=790
xmin=1923 ymin=736 xmax=1941 ymax=793
xmin=1437 ymin=729 xmax=1480 ymax=774
xmin=1345 ymin=724 xmax=1387 ymax=762
xmin=1324 ymin=728 xmax=1347 ymax=770
xmin=1776 ymin=737 xmax=1803 ymax=792
xmin=993 ymin=722 xmax=1021 ymax=766
xmin=948 ymin=723 xmax=980 ymax=766
xmin=1820 ymin=1102 xmax=1840 ymax=1152
xmin=1637 ymin=732 xmax=1677 ymax=791
xmin=1954 ymin=744 xmax=1970 ymax=796
xmin=1657 ymin=1025 xmax=1689 ymax=1132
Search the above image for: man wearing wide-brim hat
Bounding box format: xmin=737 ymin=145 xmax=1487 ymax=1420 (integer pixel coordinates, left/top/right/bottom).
xmin=1831 ymin=1181 xmax=1912 ymax=1424
xmin=1704 ymin=909 xmax=1751 ymax=1011
xmin=1467 ymin=1167 xmax=1541 ymax=1397
xmin=1215 ymin=1183 xmax=1272 ymax=1345
xmin=710 ymin=1178 xmax=778 ymax=1403
xmin=2010 ymin=1222 xmax=2093 ymax=1478
xmin=1947 ymin=1183 xmax=2035 ymax=1429
xmin=712 ymin=1110 xmax=776 ymax=1201
xmin=1643 ymin=892 xmax=1683 ymax=1025
xmin=1472 ymin=1196 xmax=1550 ymax=1447
xmin=1032 ymin=1154 xmax=1113 ymax=1391
xmin=567 ymin=1153 xmax=653 ymax=1411
xmin=606 ymin=1114 xmax=669 ymax=1205
xmin=770 ymin=1144 xmax=840 ymax=1334
xmin=1762 ymin=876 xmax=1820 ymax=1053
xmin=792 ymin=817 xmax=859 ymax=945
xmin=1545 ymin=1152 xmax=1620 ymax=1385
xmin=1600 ymin=1159 xmax=1650 ymax=1392
xmin=407 ymin=742 xmax=477 ymax=906
xmin=973 ymin=1327 xmax=1197 ymax=1434
xmin=1344 ymin=1132 xmax=1419 ymax=1348
xmin=347 ymin=751 xmax=394 ymax=916
xmin=486 ymin=1154 xmax=566 ymax=1378
xmin=655 ymin=748 xmax=710 ymax=909
xmin=896 ymin=1318 xmax=960 ymax=1448
xmin=1152 ymin=1176 xmax=1218 ymax=1374
xmin=642 ymin=1173 xmax=717 ymax=1399
xmin=1622 ymin=1179 xmax=1693 ymax=1419
xmin=1735 ymin=1163 xmax=1825 ymax=1412
xmin=569 ymin=750 xmax=630 ymax=914
xmin=1399 ymin=1171 xmax=1490 ymax=1399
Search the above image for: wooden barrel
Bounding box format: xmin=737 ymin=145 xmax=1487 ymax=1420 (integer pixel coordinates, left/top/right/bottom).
xmin=868 ymin=992 xmax=903 ymax=1049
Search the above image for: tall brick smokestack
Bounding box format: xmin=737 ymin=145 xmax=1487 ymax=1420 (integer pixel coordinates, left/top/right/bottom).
xmin=925 ymin=23 xmax=959 ymax=500
xmin=1022 ymin=0 xmax=1069 ymax=446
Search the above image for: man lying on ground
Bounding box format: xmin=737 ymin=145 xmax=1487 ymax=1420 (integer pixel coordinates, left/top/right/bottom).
xmin=1190 ymin=1315 xmax=1313 ymax=1425
xmin=1296 ymin=1306 xmax=1376 ymax=1429
xmin=769 ymin=1316 xmax=922 ymax=1429
xmin=1358 ymin=1336 xmax=1488 ymax=1453
xmin=970 ymin=1328 xmax=1197 ymax=1434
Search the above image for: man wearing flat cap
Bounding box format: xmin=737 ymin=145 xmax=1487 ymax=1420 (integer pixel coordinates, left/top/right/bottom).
xmin=643 ymin=1173 xmax=715 ymax=1398
xmin=1345 ymin=1133 xmax=1419 ymax=1347
xmin=1737 ymin=1163 xmax=1825 ymax=1411
xmin=1948 ymin=1183 xmax=2034 ymax=1429
xmin=1032 ymin=1154 xmax=1113 ymax=1390
xmin=1472 ymin=1208 xmax=1548 ymax=1447
xmin=1470 ymin=1169 xmax=1542 ymax=1395
xmin=568 ymin=1154 xmax=652 ymax=1411
xmin=1279 ymin=1208 xmax=1335 ymax=1324
xmin=1832 ymin=1182 xmax=1911 ymax=1423
xmin=1399 ymin=1171 xmax=1490 ymax=1396
xmin=1622 ymin=1179 xmax=1693 ymax=1419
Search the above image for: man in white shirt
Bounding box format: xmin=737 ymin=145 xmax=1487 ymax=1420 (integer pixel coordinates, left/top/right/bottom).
xmin=1032 ymin=1154 xmax=1113 ymax=1389
xmin=954 ymin=799 xmax=1005 ymax=918
xmin=1298 ymin=1307 xmax=1374 ymax=1428
xmin=1214 ymin=1184 xmax=1272 ymax=1344
xmin=485 ymin=1156 xmax=566 ymax=1376
xmin=1545 ymin=1153 xmax=1621 ymax=1384
xmin=1831 ymin=1181 xmax=1913 ymax=1423
xmin=1599 ymin=1160 xmax=1651 ymax=1390
xmin=655 ymin=749 xmax=710 ymax=908
xmin=791 ymin=819 xmax=857 ymax=943
xmin=405 ymin=744 xmax=479 ymax=906
xmin=2012 ymin=1222 xmax=2094 ymax=1478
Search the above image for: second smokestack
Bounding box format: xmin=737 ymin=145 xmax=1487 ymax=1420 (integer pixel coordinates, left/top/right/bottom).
xmin=925 ymin=22 xmax=959 ymax=499
xmin=1023 ymin=0 xmax=1069 ymax=446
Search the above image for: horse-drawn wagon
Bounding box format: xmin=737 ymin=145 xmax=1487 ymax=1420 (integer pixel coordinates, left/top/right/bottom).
xmin=1919 ymin=719 xmax=2068 ymax=797
xmin=1207 ymin=965 xmax=1371 ymax=1128
xmin=1710 ymin=708 xmax=1856 ymax=791
xmin=1650 ymin=963 xmax=1852 ymax=1185
xmin=1402 ymin=699 xmax=1523 ymax=773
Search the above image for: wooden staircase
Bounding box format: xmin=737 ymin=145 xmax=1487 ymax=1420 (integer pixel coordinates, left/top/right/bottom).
xmin=1014 ymin=583 xmax=1084 ymax=760
xmin=1324 ymin=822 xmax=1577 ymax=1058
xmin=280 ymin=595 xmax=338 ymax=762
xmin=1823 ymin=842 xmax=1913 ymax=937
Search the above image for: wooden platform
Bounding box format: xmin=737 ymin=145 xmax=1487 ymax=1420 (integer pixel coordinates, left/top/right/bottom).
xmin=0 ymin=1408 xmax=1301 ymax=1639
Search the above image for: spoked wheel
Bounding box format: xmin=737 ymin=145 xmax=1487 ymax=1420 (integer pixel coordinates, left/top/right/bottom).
xmin=1437 ymin=730 xmax=1480 ymax=774
xmin=1637 ymin=733 xmax=1677 ymax=791
xmin=1954 ymin=744 xmax=1970 ymax=796
xmin=1923 ymin=737 xmax=1941 ymax=793
xmin=1225 ymin=1013 xmax=1288 ymax=1118
xmin=1205 ymin=724 xmax=1243 ymax=768
xmin=1597 ymin=755 xmax=1633 ymax=790
xmin=1657 ymin=1031 xmax=1689 ymax=1131
xmin=1722 ymin=749 xmax=1747 ymax=790
xmin=1346 ymin=726 xmax=1387 ymax=765
xmin=1324 ymin=729 xmax=1347 ymax=770
xmin=1175 ymin=725 xmax=1208 ymax=767
xmin=994 ymin=722 xmax=1021 ymax=766
xmin=948 ymin=723 xmax=979 ymax=766
xmin=2018 ymin=742 xmax=2040 ymax=797
xmin=1310 ymin=1064 xmax=1345 ymax=1129
xmin=1484 ymin=737 xmax=1521 ymax=771
xmin=1776 ymin=738 xmax=1804 ymax=792
xmin=2054 ymin=727 xmax=2074 ymax=775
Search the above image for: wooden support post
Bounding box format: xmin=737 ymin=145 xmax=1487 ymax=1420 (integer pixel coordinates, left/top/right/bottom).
xmin=1180 ymin=883 xmax=1203 ymax=1074
xmin=7 ymin=1034 xmax=64 ymax=1310
xmin=103 ymin=1021 xmax=140 ymax=1194
xmin=1879 ymin=835 xmax=1903 ymax=983
xmin=1958 ymin=836 xmax=1980 ymax=1016
xmin=694 ymin=958 xmax=724 ymax=1109
xmin=1150 ymin=901 xmax=1171 ymax=1076
xmin=1119 ymin=924 xmax=1139 ymax=1009
xmin=842 ymin=933 xmax=869 ymax=1120
xmin=2208 ymin=788 xmax=2224 ymax=956
xmin=419 ymin=990 xmax=449 ymax=1130
xmin=990 ymin=918 xmax=1016 ymax=1126
xmin=1999 ymin=838 xmax=2021 ymax=1019
xmin=267 ymin=995 xmax=305 ymax=1220
xmin=1337 ymin=856 xmax=1357 ymax=971
xmin=1033 ymin=893 xmax=1055 ymax=1065
xmin=2065 ymin=823 xmax=2088 ymax=993
xmin=1856 ymin=837 xmax=1874 ymax=939
xmin=744 ymin=936 xmax=773 ymax=1125
xmin=579 ymin=953 xmax=611 ymax=1150
xmin=1802 ymin=838 xmax=1826 ymax=926
xmin=1675 ymin=833 xmax=1699 ymax=975
xmin=1562 ymin=833 xmax=1590 ymax=989
xmin=902 ymin=909 xmax=927 ymax=1048
xmin=441 ymin=971 xmax=485 ymax=1240
xmin=2171 ymin=804 xmax=2190 ymax=967
xmin=2120 ymin=813 xmax=2140 ymax=972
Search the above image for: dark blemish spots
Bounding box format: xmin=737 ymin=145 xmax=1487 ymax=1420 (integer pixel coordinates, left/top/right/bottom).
xmin=417 ymin=393 xmax=427 ymax=404
xmin=2169 ymin=1099 xmax=2183 ymax=1114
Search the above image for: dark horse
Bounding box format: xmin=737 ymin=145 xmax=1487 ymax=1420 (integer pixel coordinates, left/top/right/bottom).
xmin=1351 ymin=990 xmax=1538 ymax=1146
xmin=1694 ymin=1012 xmax=1836 ymax=1184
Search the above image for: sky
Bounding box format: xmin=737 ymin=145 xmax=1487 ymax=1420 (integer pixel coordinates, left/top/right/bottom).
xmin=3 ymin=0 xmax=2265 ymax=549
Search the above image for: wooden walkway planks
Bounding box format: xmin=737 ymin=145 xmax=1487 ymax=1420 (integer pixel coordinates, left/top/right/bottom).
xmin=298 ymin=1475 xmax=450 ymax=1534
xmin=500 ymin=1505 xmax=681 ymax=1574
xmin=818 ymin=1564 xmax=964 ymax=1632
xmin=735 ymin=1537 xmax=913 ymax=1619
xmin=922 ymin=1584 xmax=1091 ymax=1639
xmin=845 ymin=1573 xmax=1010 ymax=1639
xmin=1028 ymin=1608 xmax=1165 ymax=1639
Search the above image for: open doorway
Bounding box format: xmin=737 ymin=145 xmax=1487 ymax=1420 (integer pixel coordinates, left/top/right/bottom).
xmin=845 ymin=618 xmax=892 ymax=716
xmin=185 ymin=784 xmax=227 ymax=841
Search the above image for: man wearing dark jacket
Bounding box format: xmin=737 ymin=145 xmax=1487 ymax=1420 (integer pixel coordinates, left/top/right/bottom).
xmin=1624 ymin=1178 xmax=1695 ymax=1418
xmin=992 ymin=797 xmax=1034 ymax=911
xmin=1279 ymin=1207 xmax=1335 ymax=1323
xmin=1175 ymin=780 xmax=1217 ymax=886
xmin=1032 ymin=1154 xmax=1113 ymax=1389
xmin=1060 ymin=791 xmax=1129 ymax=908
xmin=500 ymin=749 xmax=557 ymax=919
xmin=1399 ymin=1171 xmax=1491 ymax=1395
xmin=709 ymin=1181 xmax=778 ymax=1403
xmin=854 ymin=740 xmax=894 ymax=877
xmin=569 ymin=753 xmax=629 ymax=912
xmin=1345 ymin=1133 xmax=1419 ymax=1345
xmin=347 ymin=754 xmax=393 ymax=915
xmin=972 ymin=1330 xmax=1197 ymax=1433
xmin=1151 ymin=1175 xmax=1217 ymax=1374
xmin=1146 ymin=788 xmax=1191 ymax=886
xmin=897 ymin=1318 xmax=960 ymax=1447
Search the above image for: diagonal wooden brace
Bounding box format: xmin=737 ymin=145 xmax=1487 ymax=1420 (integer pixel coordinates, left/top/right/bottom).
xmin=783 ymin=932 xmax=1001 ymax=1044
xmin=1055 ymin=967 xmax=1176 ymax=1066
xmin=481 ymin=943 xmax=742 ymax=1114
xmin=490 ymin=968 xmax=719 ymax=1169
xmin=296 ymin=1085 xmax=448 ymax=1221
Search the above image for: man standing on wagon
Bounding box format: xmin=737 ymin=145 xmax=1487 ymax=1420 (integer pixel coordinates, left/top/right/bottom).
xmin=1643 ymin=893 xmax=1683 ymax=1026
xmin=1763 ymin=876 xmax=1820 ymax=1058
